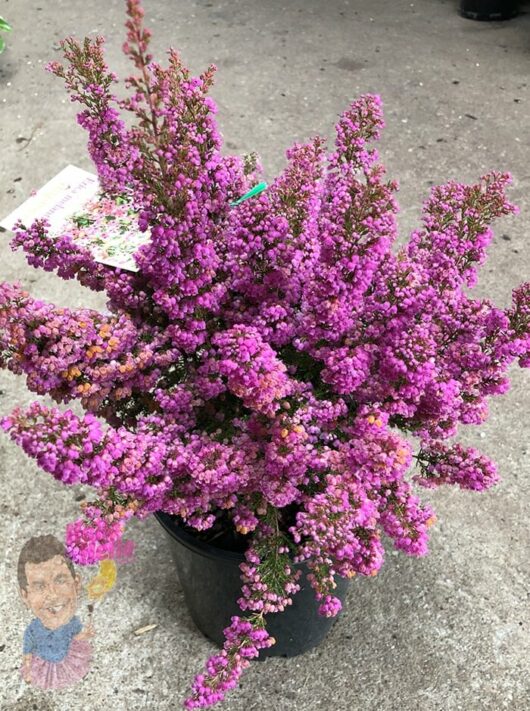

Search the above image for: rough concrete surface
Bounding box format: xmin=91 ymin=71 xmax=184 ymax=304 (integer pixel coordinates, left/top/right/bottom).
xmin=0 ymin=0 xmax=529 ymax=709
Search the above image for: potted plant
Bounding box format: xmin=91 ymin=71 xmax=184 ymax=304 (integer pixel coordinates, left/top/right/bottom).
xmin=1 ymin=1 xmax=528 ymax=707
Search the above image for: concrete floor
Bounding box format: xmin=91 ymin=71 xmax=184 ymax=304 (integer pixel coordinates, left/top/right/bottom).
xmin=0 ymin=1 xmax=529 ymax=709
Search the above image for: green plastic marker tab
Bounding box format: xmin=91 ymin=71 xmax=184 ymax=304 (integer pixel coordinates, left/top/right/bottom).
xmin=229 ymin=181 xmax=268 ymax=207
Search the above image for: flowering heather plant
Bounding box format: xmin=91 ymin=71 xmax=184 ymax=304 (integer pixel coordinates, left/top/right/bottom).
xmin=1 ymin=1 xmax=529 ymax=706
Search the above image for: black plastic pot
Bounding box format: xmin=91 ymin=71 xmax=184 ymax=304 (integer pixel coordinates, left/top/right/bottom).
xmin=460 ymin=0 xmax=518 ymax=20
xmin=156 ymin=511 xmax=349 ymax=658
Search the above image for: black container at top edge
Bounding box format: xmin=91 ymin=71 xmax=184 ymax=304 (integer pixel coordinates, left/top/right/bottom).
xmin=460 ymin=0 xmax=518 ymax=21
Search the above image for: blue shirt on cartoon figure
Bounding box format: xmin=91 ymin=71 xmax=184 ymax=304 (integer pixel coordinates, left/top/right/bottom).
xmin=23 ymin=615 xmax=82 ymax=662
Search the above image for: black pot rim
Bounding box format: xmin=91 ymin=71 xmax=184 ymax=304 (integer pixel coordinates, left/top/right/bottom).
xmin=155 ymin=511 xmax=246 ymax=563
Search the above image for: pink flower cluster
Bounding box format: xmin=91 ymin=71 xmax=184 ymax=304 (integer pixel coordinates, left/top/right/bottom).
xmin=1 ymin=1 xmax=529 ymax=707
xmin=0 ymin=282 xmax=179 ymax=417
xmin=414 ymin=441 xmax=499 ymax=491
xmin=184 ymin=615 xmax=274 ymax=709
xmin=203 ymin=325 xmax=293 ymax=416
xmin=238 ymin=518 xmax=301 ymax=614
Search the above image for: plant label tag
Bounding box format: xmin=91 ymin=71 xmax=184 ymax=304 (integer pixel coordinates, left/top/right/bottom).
xmin=0 ymin=165 xmax=150 ymax=272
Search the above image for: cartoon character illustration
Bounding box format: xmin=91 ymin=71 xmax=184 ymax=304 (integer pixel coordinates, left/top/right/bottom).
xmin=17 ymin=535 xmax=94 ymax=690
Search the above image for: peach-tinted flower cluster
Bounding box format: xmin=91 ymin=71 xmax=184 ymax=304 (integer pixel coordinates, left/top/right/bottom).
xmin=0 ymin=282 xmax=179 ymax=417
xmin=1 ymin=2 xmax=529 ymax=707
xmin=202 ymin=325 xmax=293 ymax=416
